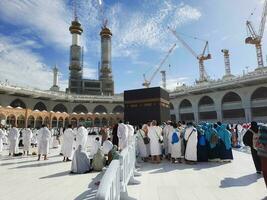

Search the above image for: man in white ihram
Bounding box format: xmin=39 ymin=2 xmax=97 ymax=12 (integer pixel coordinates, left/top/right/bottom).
xmin=126 ymin=122 xmax=134 ymax=143
xmin=148 ymin=120 xmax=163 ymax=164
xmin=117 ymin=121 xmax=128 ymax=150
xmin=184 ymin=122 xmax=198 ymax=164
xmin=22 ymin=125 xmax=33 ymax=156
xmin=8 ymin=125 xmax=19 ymax=156
xmin=62 ymin=124 xmax=75 ymax=162
xmin=37 ymin=124 xmax=51 ymax=161
xmin=163 ymin=121 xmax=174 ymax=160
xmin=76 ymin=123 xmax=88 ymax=151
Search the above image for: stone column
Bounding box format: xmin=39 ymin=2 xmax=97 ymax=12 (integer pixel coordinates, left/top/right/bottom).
xmin=243 ymin=96 xmax=252 ymax=123
xmin=245 ymin=108 xmax=252 ymax=123
xmin=214 ymin=96 xmax=223 ymax=122
xmin=174 ymin=102 xmax=180 ymax=122
xmin=191 ymin=98 xmax=199 ymax=123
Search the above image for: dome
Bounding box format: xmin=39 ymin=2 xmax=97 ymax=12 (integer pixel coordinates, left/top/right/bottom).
xmin=69 ymin=20 xmax=83 ymax=35
xmin=100 ymin=27 xmax=112 ymax=37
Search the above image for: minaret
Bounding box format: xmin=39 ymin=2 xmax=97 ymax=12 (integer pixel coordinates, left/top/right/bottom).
xmin=50 ymin=65 xmax=60 ymax=92
xmin=99 ymin=22 xmax=114 ymax=95
xmin=160 ymin=70 xmax=166 ymax=89
xmin=68 ymin=0 xmax=83 ymax=94
xmin=221 ymin=49 xmax=234 ymax=80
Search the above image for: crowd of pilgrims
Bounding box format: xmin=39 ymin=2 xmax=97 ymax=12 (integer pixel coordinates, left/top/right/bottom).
xmin=0 ymin=120 xmax=262 ymax=174
xmin=135 ymin=120 xmax=239 ymax=164
xmin=0 ymin=122 xmax=135 ymax=174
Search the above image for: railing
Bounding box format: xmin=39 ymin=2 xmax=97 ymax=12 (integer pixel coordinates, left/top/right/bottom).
xmin=95 ymin=160 xmax=121 ymax=200
xmin=96 ymin=135 xmax=138 ymax=200
xmin=120 ymin=136 xmax=136 ymax=193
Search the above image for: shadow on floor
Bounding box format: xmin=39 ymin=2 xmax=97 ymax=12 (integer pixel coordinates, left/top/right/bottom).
xmin=0 ymin=159 xmax=39 ymax=166
xmin=138 ymin=160 xmax=227 ymax=174
xmin=39 ymin=170 xmax=73 ymax=179
xmin=9 ymin=160 xmax=63 ymax=169
xmin=220 ymin=173 xmax=262 ymax=188
xmin=74 ymin=172 xmax=104 ymax=200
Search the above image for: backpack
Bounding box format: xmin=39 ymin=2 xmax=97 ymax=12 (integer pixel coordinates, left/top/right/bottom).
xmin=210 ymin=133 xmax=219 ymax=145
xmin=199 ymin=135 xmax=206 ymax=146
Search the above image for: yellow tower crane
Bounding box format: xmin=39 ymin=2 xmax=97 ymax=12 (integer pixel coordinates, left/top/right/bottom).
xmin=168 ymin=27 xmax=211 ymax=83
xmin=245 ymin=0 xmax=267 ymax=69
xmin=142 ymin=44 xmax=176 ymax=88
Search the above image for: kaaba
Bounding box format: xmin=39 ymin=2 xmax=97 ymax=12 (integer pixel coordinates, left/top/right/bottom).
xmin=124 ymin=87 xmax=170 ymax=125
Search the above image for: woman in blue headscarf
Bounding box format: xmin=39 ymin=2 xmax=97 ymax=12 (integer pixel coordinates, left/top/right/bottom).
xmin=206 ymin=123 xmax=220 ymax=162
xmin=197 ymin=125 xmax=208 ymax=162
xmin=171 ymin=123 xmax=182 ymax=163
xmin=218 ymin=124 xmax=233 ymax=162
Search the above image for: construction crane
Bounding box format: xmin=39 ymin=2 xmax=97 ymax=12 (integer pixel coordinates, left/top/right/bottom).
xmin=168 ymin=27 xmax=211 ymax=83
xmin=245 ymin=0 xmax=267 ymax=68
xmin=142 ymin=44 xmax=176 ymax=88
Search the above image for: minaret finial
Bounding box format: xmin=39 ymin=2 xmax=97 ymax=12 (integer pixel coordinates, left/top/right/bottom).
xmin=73 ymin=0 xmax=78 ymax=21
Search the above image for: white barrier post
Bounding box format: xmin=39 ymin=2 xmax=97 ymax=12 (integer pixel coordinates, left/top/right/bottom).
xmin=120 ymin=135 xmax=141 ymax=198
xmin=96 ymin=134 xmax=141 ymax=199
xmin=96 ymin=160 xmax=120 ymax=200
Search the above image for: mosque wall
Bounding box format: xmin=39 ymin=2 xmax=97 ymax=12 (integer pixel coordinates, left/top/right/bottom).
xmin=0 ymin=93 xmax=124 ymax=128
xmin=170 ymin=83 xmax=267 ymax=124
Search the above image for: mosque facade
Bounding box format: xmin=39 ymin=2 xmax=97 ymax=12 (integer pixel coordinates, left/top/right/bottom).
xmin=169 ymin=68 xmax=267 ymax=124
xmin=0 ymin=14 xmax=122 ymax=128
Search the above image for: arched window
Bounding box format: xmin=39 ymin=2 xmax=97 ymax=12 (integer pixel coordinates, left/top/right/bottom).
xmin=251 ymin=87 xmax=267 ymax=100
xmin=199 ymin=96 xmax=214 ymax=106
xmin=44 ymin=117 xmax=49 ymax=126
xmin=17 ymin=115 xmax=25 ymax=128
xmin=222 ymin=92 xmax=242 ymax=103
xmin=112 ymin=105 xmax=124 ymax=113
xmin=7 ymin=115 xmax=16 ymax=126
xmin=35 ymin=116 xmax=43 ymax=128
xmin=73 ymin=104 xmax=88 ymax=114
xmin=58 ymin=117 xmax=64 ymax=128
xmin=179 ymin=99 xmax=192 ymax=109
xmin=53 ymin=104 xmax=68 ymax=113
xmin=251 ymin=87 xmax=267 ymax=119
xmin=10 ymin=99 xmax=26 ymax=109
xmin=27 ymin=116 xmax=35 ymax=128
xmin=222 ymin=92 xmax=244 ymax=119
xmin=33 ymin=102 xmax=47 ymax=111
xmin=93 ymin=105 xmax=107 ymax=113
xmin=64 ymin=118 xmax=69 ymax=128
xmin=52 ymin=117 xmax=57 ymax=128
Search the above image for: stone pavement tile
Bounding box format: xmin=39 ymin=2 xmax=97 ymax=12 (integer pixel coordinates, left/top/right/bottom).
xmin=0 ymin=148 xmax=101 ymax=200
xmin=174 ymin=187 xmax=199 ymax=200
xmin=128 ymin=150 xmax=266 ymax=200
xmin=157 ymin=186 xmax=179 ymax=200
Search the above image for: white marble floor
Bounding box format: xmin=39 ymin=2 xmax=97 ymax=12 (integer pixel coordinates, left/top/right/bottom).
xmin=127 ymin=150 xmax=267 ymax=200
xmin=0 ymin=148 xmax=102 ymax=200
xmin=0 ymin=148 xmax=266 ymax=200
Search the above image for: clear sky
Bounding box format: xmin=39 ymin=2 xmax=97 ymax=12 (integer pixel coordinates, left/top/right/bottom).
xmin=0 ymin=0 xmax=266 ymax=93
